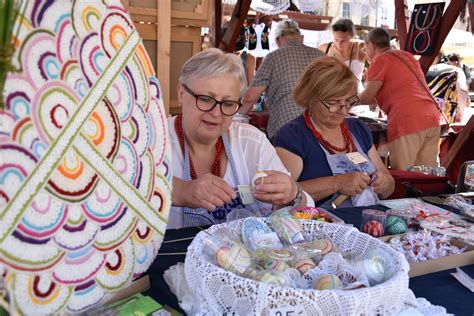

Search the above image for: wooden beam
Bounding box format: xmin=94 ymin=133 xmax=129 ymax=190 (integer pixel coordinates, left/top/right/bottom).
xmin=214 ymin=0 xmax=222 ymax=47
xmin=157 ymin=0 xmax=171 ymax=115
xmin=219 ymin=0 xmax=251 ymax=52
xmin=394 ymin=0 xmax=408 ymax=50
xmin=441 ymin=116 xmax=474 ymax=168
xmin=418 ymin=0 xmax=467 ymax=73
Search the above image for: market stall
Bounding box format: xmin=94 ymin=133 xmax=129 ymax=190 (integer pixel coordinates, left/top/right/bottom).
xmin=143 ymin=200 xmax=473 ymax=315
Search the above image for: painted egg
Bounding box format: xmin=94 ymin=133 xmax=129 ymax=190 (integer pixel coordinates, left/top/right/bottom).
xmin=363 ymin=220 xmax=385 ymax=237
xmin=312 ymin=239 xmax=338 ymax=256
xmin=262 ymin=259 xmax=291 ymax=273
xmin=385 ymin=216 xmax=408 ymax=235
xmin=361 ymin=258 xmax=385 ymax=285
xmin=241 ymin=217 xmax=272 ymax=249
xmin=314 ymin=274 xmax=343 ymax=290
xmin=260 ymin=271 xmax=290 ymax=286
xmin=215 ymin=240 xmax=251 ymax=275
xmin=269 ymin=210 xmax=305 ymax=244
xmin=293 ymin=258 xmax=316 ymax=274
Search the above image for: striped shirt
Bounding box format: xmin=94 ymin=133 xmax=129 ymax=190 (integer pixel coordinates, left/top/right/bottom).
xmin=251 ymin=40 xmax=325 ymax=139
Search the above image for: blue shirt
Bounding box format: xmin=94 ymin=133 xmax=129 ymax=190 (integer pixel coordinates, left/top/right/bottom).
xmin=274 ymin=115 xmax=373 ymax=182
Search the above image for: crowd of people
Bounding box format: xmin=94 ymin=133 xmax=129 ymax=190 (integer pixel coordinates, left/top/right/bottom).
xmin=167 ymin=18 xmax=470 ymax=228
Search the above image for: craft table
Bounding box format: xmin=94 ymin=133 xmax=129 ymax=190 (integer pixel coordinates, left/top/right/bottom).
xmin=145 ymin=206 xmax=473 ymax=315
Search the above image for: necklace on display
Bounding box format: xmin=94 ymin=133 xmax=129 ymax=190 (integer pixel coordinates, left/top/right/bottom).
xmin=303 ymin=110 xmax=355 ymax=154
xmin=175 ymin=114 xmax=224 ymax=179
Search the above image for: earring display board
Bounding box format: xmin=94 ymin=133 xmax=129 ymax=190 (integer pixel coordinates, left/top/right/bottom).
xmin=0 ymin=1 xmax=172 ymax=314
xmin=405 ymin=3 xmax=445 ymax=56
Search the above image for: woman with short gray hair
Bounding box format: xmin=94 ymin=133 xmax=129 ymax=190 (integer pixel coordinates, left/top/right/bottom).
xmin=168 ymin=48 xmax=310 ymax=229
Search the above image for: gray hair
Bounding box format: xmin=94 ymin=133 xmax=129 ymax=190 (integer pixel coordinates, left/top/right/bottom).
xmin=274 ymin=19 xmax=301 ymax=39
xmin=365 ymin=27 xmax=390 ymax=48
xmin=179 ymin=48 xmax=247 ymax=96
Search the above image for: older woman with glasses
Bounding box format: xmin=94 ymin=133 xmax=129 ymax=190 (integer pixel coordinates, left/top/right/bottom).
xmin=274 ymin=57 xmax=394 ymax=209
xmin=169 ymin=48 xmax=309 ymax=229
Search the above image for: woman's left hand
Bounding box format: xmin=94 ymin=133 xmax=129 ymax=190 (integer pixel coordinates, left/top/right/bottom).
xmin=371 ymin=170 xmax=395 ymax=198
xmin=253 ymin=170 xmax=298 ymax=206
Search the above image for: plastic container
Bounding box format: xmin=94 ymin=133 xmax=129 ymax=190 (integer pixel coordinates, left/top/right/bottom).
xmin=361 ymin=209 xmax=386 ymax=237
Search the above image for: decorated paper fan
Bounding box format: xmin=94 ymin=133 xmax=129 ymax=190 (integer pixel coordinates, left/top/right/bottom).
xmin=0 ymin=1 xmax=172 ymax=314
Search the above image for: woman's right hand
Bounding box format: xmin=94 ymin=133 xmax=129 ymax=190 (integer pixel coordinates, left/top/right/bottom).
xmin=334 ymin=172 xmax=371 ymax=196
xmin=173 ymin=174 xmax=236 ymax=211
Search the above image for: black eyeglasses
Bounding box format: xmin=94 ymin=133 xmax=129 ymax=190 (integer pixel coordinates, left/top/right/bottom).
xmin=182 ymin=84 xmax=242 ymax=116
xmin=321 ymin=96 xmax=359 ymax=113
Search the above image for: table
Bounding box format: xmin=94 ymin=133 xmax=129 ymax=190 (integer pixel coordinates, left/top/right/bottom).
xmin=145 ymin=207 xmax=473 ymax=315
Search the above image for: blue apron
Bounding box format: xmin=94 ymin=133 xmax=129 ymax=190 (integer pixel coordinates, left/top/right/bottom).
xmin=318 ymin=131 xmax=378 ymax=209
xmin=181 ymin=128 xmax=260 ymax=227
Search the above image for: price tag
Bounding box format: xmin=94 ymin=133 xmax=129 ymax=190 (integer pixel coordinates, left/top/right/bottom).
xmin=267 ymin=306 xmax=304 ymax=316
xmin=237 ymin=185 xmax=256 ymax=205
xmin=346 ymin=152 xmax=368 ymax=164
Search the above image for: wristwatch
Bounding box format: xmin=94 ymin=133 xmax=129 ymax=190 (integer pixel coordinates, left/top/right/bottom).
xmin=288 ymin=182 xmax=303 ymax=208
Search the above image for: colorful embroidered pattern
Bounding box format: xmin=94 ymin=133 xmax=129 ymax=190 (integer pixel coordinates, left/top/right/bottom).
xmin=0 ymin=1 xmax=171 ymax=314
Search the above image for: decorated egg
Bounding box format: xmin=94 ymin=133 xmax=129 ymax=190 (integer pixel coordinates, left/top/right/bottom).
xmin=241 ymin=217 xmax=273 ymax=249
xmin=262 ymin=258 xmax=291 ymax=273
xmin=269 ymin=209 xmax=305 ymax=244
xmin=0 ymin=2 xmax=172 ymax=314
xmin=312 ymin=239 xmax=338 ymax=256
xmin=260 ymin=271 xmax=290 ymax=286
xmin=385 ymin=216 xmax=408 ymax=235
xmin=360 ymin=258 xmax=385 ymax=285
xmin=215 ymin=240 xmax=251 ymax=275
xmin=363 ymin=220 xmax=385 ymax=237
xmin=293 ymin=258 xmax=316 ymax=274
xmin=314 ymin=274 xmax=343 ymax=290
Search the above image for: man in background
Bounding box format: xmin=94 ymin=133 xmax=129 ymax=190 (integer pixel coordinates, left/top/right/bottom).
xmin=241 ymin=19 xmax=324 ymax=141
xmin=359 ymin=28 xmax=441 ymax=170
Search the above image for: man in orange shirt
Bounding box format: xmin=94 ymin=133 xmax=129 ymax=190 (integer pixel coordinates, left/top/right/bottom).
xmin=359 ymin=28 xmax=441 ymax=170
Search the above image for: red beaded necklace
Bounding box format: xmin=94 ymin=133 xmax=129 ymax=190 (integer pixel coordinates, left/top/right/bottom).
xmin=175 ymin=114 xmax=224 ymax=179
xmin=303 ymin=110 xmax=355 ymax=154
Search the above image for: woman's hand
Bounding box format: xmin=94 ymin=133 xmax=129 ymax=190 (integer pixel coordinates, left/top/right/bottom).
xmin=370 ymin=170 xmax=395 ymax=198
xmin=173 ymin=175 xmax=236 ymax=211
xmin=253 ymin=170 xmax=298 ymax=206
xmin=334 ymin=172 xmax=371 ymax=196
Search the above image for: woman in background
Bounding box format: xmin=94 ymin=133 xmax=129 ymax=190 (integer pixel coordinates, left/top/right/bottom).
xmin=319 ymin=19 xmax=367 ymax=91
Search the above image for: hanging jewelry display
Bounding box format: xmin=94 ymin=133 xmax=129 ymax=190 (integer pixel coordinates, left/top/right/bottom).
xmin=405 ymin=3 xmax=445 ymax=56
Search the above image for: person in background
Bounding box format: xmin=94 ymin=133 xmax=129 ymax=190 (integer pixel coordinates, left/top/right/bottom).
xmin=319 ymin=18 xmax=367 ymax=92
xmin=274 ymin=57 xmax=394 ymax=208
xmin=169 ymin=48 xmax=311 ymax=229
xmin=427 ymin=52 xmax=469 ymax=123
xmin=447 ymin=53 xmax=471 ymax=86
xmin=241 ymin=19 xmax=325 ymax=141
xmin=359 ymin=28 xmax=441 ymax=171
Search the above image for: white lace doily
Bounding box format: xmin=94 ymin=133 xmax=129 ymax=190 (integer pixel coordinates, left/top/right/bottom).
xmin=184 ymin=220 xmax=415 ymax=315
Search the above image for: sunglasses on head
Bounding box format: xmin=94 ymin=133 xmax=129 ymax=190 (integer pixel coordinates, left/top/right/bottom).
xmin=332 ymin=24 xmax=349 ymax=32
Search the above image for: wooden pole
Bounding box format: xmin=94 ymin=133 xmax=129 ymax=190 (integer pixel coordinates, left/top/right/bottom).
xmin=219 ymin=0 xmax=251 ymax=52
xmin=394 ymin=0 xmax=408 ymax=50
xmin=214 ymin=0 xmax=222 ymax=47
xmin=157 ymin=0 xmax=171 ymax=115
xmin=418 ymin=0 xmax=467 ymax=73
